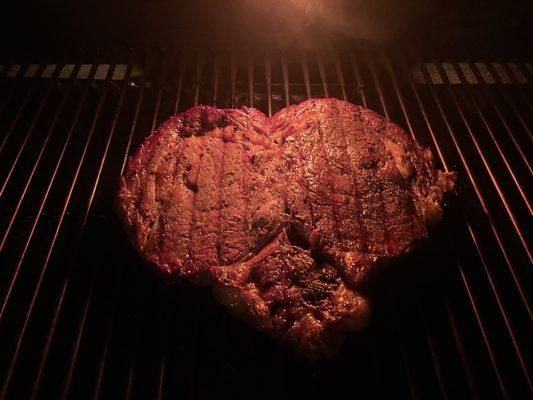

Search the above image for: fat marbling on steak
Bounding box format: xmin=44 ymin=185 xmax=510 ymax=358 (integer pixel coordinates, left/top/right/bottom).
xmin=118 ymin=98 xmax=455 ymax=358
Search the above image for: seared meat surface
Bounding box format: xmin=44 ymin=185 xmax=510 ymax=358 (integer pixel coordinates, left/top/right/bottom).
xmin=118 ymin=98 xmax=455 ymax=358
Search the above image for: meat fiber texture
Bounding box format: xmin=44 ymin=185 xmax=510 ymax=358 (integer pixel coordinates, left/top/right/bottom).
xmin=118 ymin=98 xmax=455 ymax=358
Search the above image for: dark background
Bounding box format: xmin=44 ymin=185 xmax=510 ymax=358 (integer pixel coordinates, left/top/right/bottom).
xmin=0 ymin=0 xmax=531 ymax=56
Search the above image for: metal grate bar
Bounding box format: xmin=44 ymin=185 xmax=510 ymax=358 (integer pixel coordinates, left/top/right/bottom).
xmin=431 ymin=60 xmax=532 ymax=262
xmin=60 ymin=289 xmax=92 ymax=399
xmin=367 ymin=58 xmax=390 ymax=118
xmin=173 ymin=52 xmax=187 ymax=115
xmin=5 ymin=65 xmax=22 ymax=78
xmin=0 ymin=64 xmax=62 ymax=197
xmin=384 ymin=50 xmax=531 ymax=322
xmin=91 ymin=264 xmax=133 ymax=400
xmin=0 ymin=62 xmax=48 ymax=156
xmin=523 ymin=63 xmax=533 ymax=82
xmin=248 ymin=52 xmax=254 ymax=107
xmin=121 ymin=54 xmax=170 ymax=399
xmin=380 ymin=50 xmax=415 ymax=134
xmin=38 ymin=60 xmax=116 ymax=399
xmin=377 ymin=57 xmax=485 ymax=398
xmin=323 ymin=50 xmax=421 ymax=399
xmin=92 ymin=54 xmax=149 ymax=400
xmin=230 ymin=52 xmax=237 ymax=108
xmin=300 ymin=51 xmax=311 ymax=100
xmin=462 ymin=236 xmax=533 ymax=389
xmin=444 ymin=300 xmax=480 ymax=399
xmin=457 ymin=63 xmax=479 ymax=84
xmin=333 ymin=52 xmax=348 ymax=101
xmin=507 ymin=63 xmax=529 ymax=84
xmin=156 ymin=358 xmax=166 ymax=400
xmin=316 ymin=53 xmax=329 ymax=98
xmin=491 ymin=62 xmax=533 ymax=111
xmin=401 ymin=49 xmax=514 ymax=398
xmin=394 ymin=50 xmax=529 ymax=384
xmin=500 ymin=63 xmax=525 ymax=85
xmin=401 ymin=346 xmax=419 ymax=400
xmin=0 ymin=58 xmax=64 ymax=313
xmin=441 ymin=62 xmax=461 ymax=84
xmin=24 ymin=59 xmax=99 ymax=398
xmin=319 ymin=50 xmax=389 ymax=397
xmin=265 ymin=52 xmax=272 ymax=116
xmin=213 ymin=53 xmax=220 ymax=107
xmin=0 ymin=53 xmax=100 ymax=399
xmin=92 ymin=310 xmax=115 ymax=400
xmin=412 ymin=53 xmax=532 ymax=316
xmin=350 ymin=54 xmax=367 ymax=107
xmin=281 ymin=52 xmax=290 ymax=107
xmin=121 ymin=285 xmax=157 ymax=400
xmin=121 ymin=60 xmax=149 ymax=175
xmin=0 ymin=61 xmax=75 ymax=251
xmin=425 ymin=322 xmax=449 ymax=400
xmin=67 ymin=63 xmax=135 ymax=392
xmin=465 ymin=222 xmax=532 ymax=389
xmin=420 ymin=57 xmax=527 ymax=296
xmin=382 ymin=49 xmax=508 ymax=398
xmin=380 ymin=53 xmax=486 ymax=396
xmin=431 ymin=55 xmax=532 ymax=388
xmin=452 ymin=62 xmax=532 ymax=214
xmin=479 ymin=62 xmax=533 ymax=139
xmin=193 ymin=53 xmax=204 ymax=108
xmin=465 ymin=60 xmax=533 ymax=174
xmin=19 ymin=57 xmax=109 ymax=397
xmin=153 ymin=306 xmax=172 ymax=400
xmin=365 ymin=53 xmax=428 ymax=400
xmin=0 ymin=58 xmax=29 ymax=124
xmin=457 ymin=262 xmax=509 ymax=398
xmin=81 ymin=62 xmax=132 ymax=226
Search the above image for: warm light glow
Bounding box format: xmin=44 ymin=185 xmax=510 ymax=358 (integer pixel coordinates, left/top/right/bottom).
xmin=242 ymin=0 xmax=385 ymax=47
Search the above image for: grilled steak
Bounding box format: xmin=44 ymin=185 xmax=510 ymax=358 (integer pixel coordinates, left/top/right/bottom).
xmin=118 ymin=98 xmax=455 ymax=358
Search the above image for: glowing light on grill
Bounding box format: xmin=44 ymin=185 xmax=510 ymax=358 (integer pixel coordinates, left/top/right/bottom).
xmin=242 ymin=0 xmax=385 ymax=46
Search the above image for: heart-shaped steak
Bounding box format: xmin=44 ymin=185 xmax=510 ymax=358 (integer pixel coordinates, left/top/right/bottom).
xmin=118 ymin=98 xmax=455 ymax=357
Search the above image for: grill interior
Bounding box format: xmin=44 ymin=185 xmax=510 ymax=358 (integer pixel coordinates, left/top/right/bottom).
xmin=0 ymin=47 xmax=531 ymax=399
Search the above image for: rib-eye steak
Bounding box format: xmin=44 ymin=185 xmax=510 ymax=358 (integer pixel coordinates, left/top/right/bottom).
xmin=118 ymin=98 xmax=455 ymax=358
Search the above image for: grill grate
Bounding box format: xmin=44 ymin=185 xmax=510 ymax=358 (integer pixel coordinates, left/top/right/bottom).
xmin=0 ymin=47 xmax=531 ymax=399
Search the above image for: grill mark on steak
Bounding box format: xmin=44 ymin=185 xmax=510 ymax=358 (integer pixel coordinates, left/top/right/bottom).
xmin=290 ymin=124 xmax=317 ymax=233
xmin=219 ymin=137 xmax=250 ymax=265
xmin=184 ymin=141 xmax=207 ymax=276
xmin=345 ymin=126 xmax=388 ymax=255
xmin=164 ymin=139 xmax=197 ymax=270
xmin=318 ymin=118 xmax=343 ymax=256
xmin=190 ymin=138 xmax=224 ymax=271
xmin=328 ymin=101 xmax=363 ymax=250
xmin=156 ymin=139 xmax=185 ymax=261
xmin=215 ymin=134 xmax=228 ymax=264
xmin=240 ymin=147 xmax=252 ymax=258
xmin=376 ymin=158 xmax=393 ymax=255
xmin=337 ymin=103 xmax=369 ymax=252
xmin=361 ymin=110 xmax=394 ymax=254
